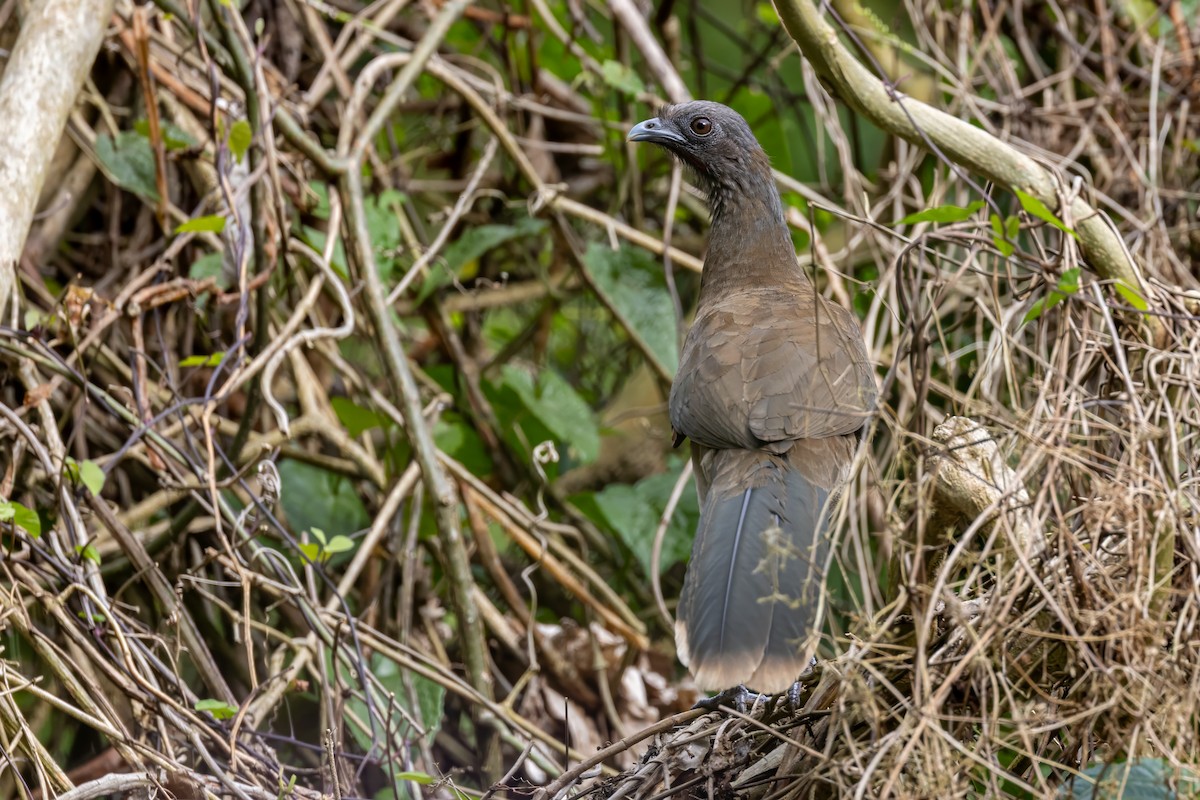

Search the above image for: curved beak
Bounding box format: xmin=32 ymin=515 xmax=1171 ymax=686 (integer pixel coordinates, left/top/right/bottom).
xmin=627 ymin=118 xmax=687 ymax=146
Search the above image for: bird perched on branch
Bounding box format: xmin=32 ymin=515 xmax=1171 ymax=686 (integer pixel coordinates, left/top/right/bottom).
xmin=629 ymin=101 xmax=876 ymax=694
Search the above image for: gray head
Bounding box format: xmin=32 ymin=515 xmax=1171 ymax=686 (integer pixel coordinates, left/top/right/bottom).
xmin=627 ymin=101 xmax=780 ymax=223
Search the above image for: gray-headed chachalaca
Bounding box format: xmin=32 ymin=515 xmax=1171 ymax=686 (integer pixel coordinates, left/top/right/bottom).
xmin=629 ymin=101 xmax=876 ymax=694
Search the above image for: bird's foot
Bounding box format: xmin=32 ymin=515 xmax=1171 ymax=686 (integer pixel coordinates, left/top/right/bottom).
xmin=692 ymin=685 xmax=768 ymax=714
xmin=774 ymin=658 xmax=821 ymax=713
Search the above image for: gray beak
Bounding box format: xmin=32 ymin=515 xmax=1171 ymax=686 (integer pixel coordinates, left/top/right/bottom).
xmin=627 ymin=118 xmax=687 ymax=146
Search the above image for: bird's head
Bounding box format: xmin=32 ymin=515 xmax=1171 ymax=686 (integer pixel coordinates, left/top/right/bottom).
xmin=627 ymin=101 xmax=778 ymax=222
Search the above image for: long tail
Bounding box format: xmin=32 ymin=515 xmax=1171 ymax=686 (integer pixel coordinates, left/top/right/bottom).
xmin=675 ymin=444 xmax=843 ymax=693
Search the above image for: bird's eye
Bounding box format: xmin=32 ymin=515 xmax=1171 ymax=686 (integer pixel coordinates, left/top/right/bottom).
xmin=690 ymin=117 xmax=713 ymax=136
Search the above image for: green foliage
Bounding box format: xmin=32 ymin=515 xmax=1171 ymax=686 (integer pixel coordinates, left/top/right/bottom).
xmin=188 ymin=253 xmax=228 ymax=289
xmin=64 ymin=458 xmax=106 ymax=497
xmin=600 ymin=60 xmax=645 ymax=95
xmin=1059 ymin=759 xmax=1200 ymax=799
xmin=175 ymin=215 xmax=227 ymax=235
xmin=577 ymin=460 xmax=698 ymax=578
xmin=990 ymin=213 xmax=1020 ymax=257
xmin=95 ymin=131 xmax=159 ymax=201
xmin=298 ymin=527 xmax=357 ymax=563
xmin=75 ymin=543 xmax=101 ymax=565
xmin=228 ymin=119 xmax=253 ymax=163
xmin=277 ymin=459 xmax=369 ymax=540
xmin=1024 ymin=267 xmax=1081 ymax=323
xmin=1015 ymin=189 xmax=1078 ymax=240
xmin=582 ymin=244 xmax=680 ymax=375
xmin=491 ymin=364 xmax=600 ymax=465
xmin=195 ymin=699 xmax=238 ymax=720
xmin=133 ymin=118 xmax=195 ymax=150
xmin=434 ymin=414 xmax=494 ymax=476
xmin=179 ymin=352 xmax=225 ymax=367
xmin=416 ymin=216 xmax=547 ymax=303
xmin=0 ymin=500 xmax=41 ymax=538
xmin=332 ymin=396 xmax=389 ymax=438
xmin=895 ymin=200 xmax=985 ymax=225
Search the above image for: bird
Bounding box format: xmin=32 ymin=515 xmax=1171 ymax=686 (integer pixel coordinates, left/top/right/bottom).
xmin=628 ymin=101 xmax=876 ymax=694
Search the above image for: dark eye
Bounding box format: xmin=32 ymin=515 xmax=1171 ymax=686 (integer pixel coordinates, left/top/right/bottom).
xmin=690 ymin=117 xmax=713 ymax=136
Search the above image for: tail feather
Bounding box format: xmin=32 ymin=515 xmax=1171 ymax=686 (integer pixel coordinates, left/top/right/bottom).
xmin=675 ymin=446 xmax=834 ymax=693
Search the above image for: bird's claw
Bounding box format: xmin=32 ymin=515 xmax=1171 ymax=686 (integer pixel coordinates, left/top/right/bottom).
xmin=692 ymin=685 xmax=767 ymax=714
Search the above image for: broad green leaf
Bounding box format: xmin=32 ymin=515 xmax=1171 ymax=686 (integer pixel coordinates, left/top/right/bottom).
xmin=415 ymin=217 xmax=545 ymax=303
xmin=95 ymin=131 xmax=159 ymax=201
xmin=298 ymin=542 xmax=322 ymax=562
xmin=582 ymin=243 xmax=679 ymax=375
xmin=77 ymin=460 xmax=105 ymax=497
xmin=1115 ymin=280 xmax=1150 ymax=311
xmin=0 ymin=501 xmax=41 ymax=538
xmin=600 ymin=60 xmax=645 ymax=95
xmin=195 ymin=699 xmax=238 ymax=720
xmin=1060 ymin=758 xmax=1200 ymax=799
xmin=581 ymin=461 xmax=697 ymax=577
xmin=434 ymin=416 xmax=493 ymax=477
xmin=188 ymin=253 xmax=228 ymax=289
xmin=228 ymin=119 xmax=253 ymax=163
xmin=278 ymin=459 xmax=369 ymax=539
xmin=499 ymin=365 xmax=600 ymax=464
xmin=175 ymin=215 xmax=227 ymax=235
xmin=75 ymin=543 xmax=101 ymax=564
xmin=895 ymin=200 xmax=985 ymax=225
xmin=323 ymin=535 xmax=355 ymax=555
xmin=340 ymin=652 xmax=445 ymax=755
xmin=180 ymin=352 xmax=225 ymax=368
xmin=1016 ymin=188 xmax=1079 ymax=239
xmin=331 ymin=397 xmax=387 ymax=438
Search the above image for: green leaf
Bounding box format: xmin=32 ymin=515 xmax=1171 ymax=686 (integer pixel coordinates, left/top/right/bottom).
xmin=278 ymin=459 xmax=369 ymax=540
xmin=323 ymin=535 xmax=356 ymax=555
xmin=582 ymin=243 xmax=680 ymax=375
xmin=188 ymin=252 xmax=229 ymax=290
xmin=195 ymin=699 xmax=238 ymax=720
xmin=895 ymin=200 xmax=985 ymax=225
xmin=331 ymin=397 xmax=387 ymax=438
xmin=990 ymin=214 xmax=1015 ymax=257
xmin=366 ymin=189 xmax=407 ymax=282
xmin=0 ymin=501 xmax=42 ymax=538
xmin=1024 ymin=267 xmax=1083 ymax=323
xmin=1057 ymin=267 xmax=1082 ymax=294
xmin=68 ymin=459 xmax=106 ymax=497
xmin=434 ymin=415 xmax=493 ymax=477
xmin=175 ymin=215 xmax=227 ymax=235
xmin=298 ymin=542 xmax=322 ymax=562
xmin=393 ymin=773 xmax=435 ymax=785
xmin=1015 ymin=188 xmax=1079 ymax=239
xmin=228 ymin=119 xmax=252 ymax=163
xmin=1115 ymin=280 xmax=1150 ymax=311
xmin=75 ymin=543 xmax=101 ymax=565
xmin=133 ymin=118 xmax=195 ymax=151
xmin=499 ymin=365 xmax=600 ymax=464
xmin=180 ymin=352 xmax=225 ymax=368
xmin=600 ymin=60 xmax=645 ymax=95
xmin=582 ymin=462 xmax=697 ymax=577
xmin=339 ymin=652 xmax=445 ymax=756
xmin=415 ymin=217 xmax=545 ymax=303
xmin=95 ymin=131 xmax=159 ymax=201
xmin=1060 ymin=758 xmax=1200 ymax=799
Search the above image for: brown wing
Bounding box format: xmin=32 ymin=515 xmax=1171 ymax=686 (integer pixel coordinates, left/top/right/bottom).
xmin=669 ymin=286 xmax=875 ymax=452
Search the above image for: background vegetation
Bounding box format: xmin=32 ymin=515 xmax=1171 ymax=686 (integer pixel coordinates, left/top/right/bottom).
xmin=0 ymin=0 xmax=1198 ymax=798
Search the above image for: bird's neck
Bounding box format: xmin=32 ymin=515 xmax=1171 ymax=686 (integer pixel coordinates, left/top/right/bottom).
xmin=698 ymin=171 xmax=805 ymax=303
